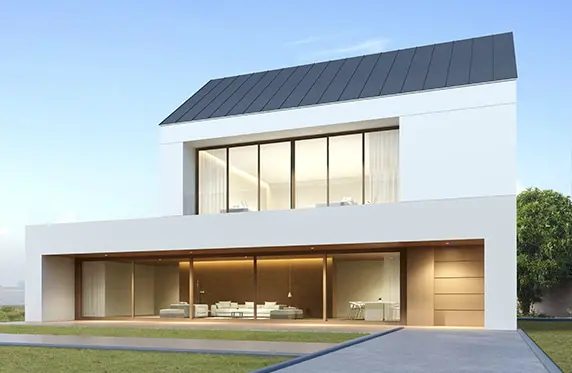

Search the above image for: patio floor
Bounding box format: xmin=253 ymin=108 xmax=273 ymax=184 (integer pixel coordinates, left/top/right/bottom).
xmin=273 ymin=329 xmax=558 ymax=373
xmin=22 ymin=318 xmax=399 ymax=333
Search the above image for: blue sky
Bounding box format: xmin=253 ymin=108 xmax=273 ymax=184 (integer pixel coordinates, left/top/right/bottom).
xmin=0 ymin=0 xmax=571 ymax=285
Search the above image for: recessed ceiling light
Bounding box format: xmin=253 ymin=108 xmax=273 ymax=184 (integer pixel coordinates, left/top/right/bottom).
xmin=445 ymin=242 xmax=450 ymax=245
xmin=158 ymin=259 xmax=162 ymax=261
xmin=104 ymin=254 xmax=108 ymax=257
xmin=310 ymin=247 xmax=314 ymax=250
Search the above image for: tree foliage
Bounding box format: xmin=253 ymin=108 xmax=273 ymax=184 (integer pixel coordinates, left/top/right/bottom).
xmin=517 ymin=188 xmax=572 ymax=315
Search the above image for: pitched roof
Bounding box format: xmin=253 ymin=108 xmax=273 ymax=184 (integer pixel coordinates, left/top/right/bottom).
xmin=160 ymin=32 xmax=517 ymax=125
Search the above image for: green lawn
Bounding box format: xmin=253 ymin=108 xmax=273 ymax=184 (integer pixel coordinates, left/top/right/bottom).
xmin=519 ymin=320 xmax=572 ymax=373
xmin=0 ymin=324 xmax=366 ymax=343
xmin=0 ymin=347 xmax=287 ymax=373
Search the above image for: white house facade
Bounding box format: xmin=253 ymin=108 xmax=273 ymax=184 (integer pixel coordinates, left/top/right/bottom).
xmin=25 ymin=32 xmax=518 ymax=330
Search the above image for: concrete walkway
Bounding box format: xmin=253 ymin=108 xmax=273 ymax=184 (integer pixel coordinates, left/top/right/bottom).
xmin=0 ymin=333 xmax=333 ymax=356
xmin=272 ymin=329 xmax=557 ymax=372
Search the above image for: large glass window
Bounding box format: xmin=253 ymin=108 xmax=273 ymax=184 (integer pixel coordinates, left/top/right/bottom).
xmin=228 ymin=145 xmax=258 ymax=212
xmin=196 ymin=128 xmax=399 ymax=214
xmin=365 ymin=130 xmax=399 ymax=204
xmin=198 ymin=148 xmax=227 ymax=214
xmin=82 ymin=260 xmax=132 ymax=318
xmin=329 ymin=134 xmax=363 ymax=205
xmin=295 ymin=138 xmax=327 ymax=209
xmin=260 ymin=142 xmax=290 ymax=210
xmin=331 ymin=252 xmax=401 ymax=322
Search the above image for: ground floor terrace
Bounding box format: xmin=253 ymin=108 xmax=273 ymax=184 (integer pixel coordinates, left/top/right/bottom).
xmin=26 ymin=196 xmax=516 ymax=329
xmin=53 ymin=240 xmax=486 ymax=328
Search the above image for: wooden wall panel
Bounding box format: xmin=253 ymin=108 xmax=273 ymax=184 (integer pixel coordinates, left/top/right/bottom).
xmin=433 ymin=245 xmax=484 ymax=327
xmin=434 ymin=246 xmax=484 ymax=262
xmin=406 ymin=247 xmax=435 ymax=326
xmin=434 ymin=310 xmax=484 ymax=327
xmin=434 ymin=278 xmax=484 ymax=294
xmin=434 ymin=294 xmax=484 ymax=310
xmin=434 ymin=261 xmax=484 ymax=278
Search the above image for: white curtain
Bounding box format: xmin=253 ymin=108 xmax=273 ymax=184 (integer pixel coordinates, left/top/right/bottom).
xmin=381 ymin=255 xmax=400 ymax=303
xmin=366 ymin=130 xmax=399 ymax=203
xmin=82 ymin=262 xmax=106 ymax=317
xmin=199 ymin=150 xmax=227 ymax=214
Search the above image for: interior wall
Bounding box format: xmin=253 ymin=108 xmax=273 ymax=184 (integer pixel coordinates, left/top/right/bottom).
xmin=179 ymin=261 xmax=190 ymax=303
xmin=194 ymin=260 xmax=255 ymax=306
xmin=134 ymin=264 xmax=155 ymax=316
xmin=42 ymin=256 xmax=75 ymax=322
xmin=155 ymin=264 xmax=180 ymax=313
xmin=434 ymin=246 xmax=484 ymax=327
xmin=258 ymin=258 xmax=324 ymax=318
xmin=104 ymin=262 xmax=132 ymax=317
xmin=406 ymin=247 xmax=435 ymax=326
xmin=333 ymin=259 xmax=384 ymax=318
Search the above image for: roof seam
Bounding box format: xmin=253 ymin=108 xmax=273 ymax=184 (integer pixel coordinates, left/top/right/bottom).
xmin=492 ymin=35 xmax=496 ymax=81
xmin=297 ymin=62 xmax=331 ymax=106
xmin=421 ymin=45 xmax=436 ymax=90
xmin=224 ymin=72 xmax=269 ymax=116
xmin=316 ymin=59 xmax=347 ymax=104
xmin=276 ymin=64 xmax=315 ymax=110
xmin=171 ymin=79 xmax=223 ymax=123
xmin=196 ymin=74 xmax=253 ymax=120
xmin=336 ymin=56 xmax=364 ymax=101
xmin=244 ymin=69 xmax=285 ymax=113
xmin=186 ymin=76 xmax=239 ymax=121
xmin=444 ymin=41 xmax=456 ymax=87
xmin=356 ymin=53 xmax=382 ymax=98
xmin=398 ymin=47 xmax=418 ymax=92
xmin=253 ymin=68 xmax=297 ymax=112
xmin=468 ymin=38 xmax=476 ymax=83
xmin=376 ymin=51 xmax=398 ymax=96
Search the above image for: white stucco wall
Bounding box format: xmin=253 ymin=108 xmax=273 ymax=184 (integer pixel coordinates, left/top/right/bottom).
xmin=26 ymin=195 xmax=516 ymax=330
xmin=159 ymin=80 xmax=516 ymax=216
xmin=41 ymin=256 xmax=75 ymax=322
xmin=25 ymin=80 xmax=516 ymax=330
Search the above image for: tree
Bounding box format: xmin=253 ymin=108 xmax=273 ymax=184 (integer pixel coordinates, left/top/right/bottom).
xmin=517 ymin=188 xmax=572 ymax=315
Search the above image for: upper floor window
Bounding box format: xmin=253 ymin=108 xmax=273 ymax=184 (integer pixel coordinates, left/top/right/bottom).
xmin=197 ymin=128 xmax=398 ymax=214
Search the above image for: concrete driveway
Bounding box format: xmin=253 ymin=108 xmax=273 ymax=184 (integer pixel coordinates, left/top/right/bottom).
xmin=274 ymin=329 xmax=559 ymax=373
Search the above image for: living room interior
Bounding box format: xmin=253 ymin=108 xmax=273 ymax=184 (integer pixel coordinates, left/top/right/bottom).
xmin=77 ymin=239 xmax=484 ymax=327
xmin=80 ymin=250 xmax=403 ymax=323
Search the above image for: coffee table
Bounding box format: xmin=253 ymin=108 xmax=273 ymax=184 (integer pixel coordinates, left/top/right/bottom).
xmin=230 ymin=311 xmax=243 ymax=318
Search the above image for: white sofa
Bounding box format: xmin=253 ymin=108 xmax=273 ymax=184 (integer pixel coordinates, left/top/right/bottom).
xmin=210 ymin=301 xmax=282 ymax=318
xmin=194 ymin=304 xmax=209 ymax=318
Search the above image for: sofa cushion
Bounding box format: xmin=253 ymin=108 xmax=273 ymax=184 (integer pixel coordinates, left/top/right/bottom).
xmin=218 ymin=301 xmax=231 ymax=308
xmin=264 ymin=301 xmax=277 ymax=309
xmin=245 ymin=301 xmax=254 ymax=309
xmin=230 ymin=302 xmax=239 ymax=308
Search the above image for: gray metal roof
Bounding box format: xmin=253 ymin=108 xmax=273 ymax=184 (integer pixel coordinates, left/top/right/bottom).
xmin=160 ymin=32 xmax=517 ymax=125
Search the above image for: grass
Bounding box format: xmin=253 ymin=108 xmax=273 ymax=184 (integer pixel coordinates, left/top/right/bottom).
xmin=0 ymin=305 xmax=24 ymax=322
xmin=519 ymin=320 xmax=572 ymax=373
xmin=0 ymin=324 xmax=366 ymax=343
xmin=0 ymin=347 xmax=288 ymax=373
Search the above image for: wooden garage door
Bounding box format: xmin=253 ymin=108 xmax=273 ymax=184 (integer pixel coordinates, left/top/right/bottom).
xmin=433 ymin=246 xmax=484 ymax=327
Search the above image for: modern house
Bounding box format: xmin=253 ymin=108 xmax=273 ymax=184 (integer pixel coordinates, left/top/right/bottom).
xmin=25 ymin=32 xmax=518 ymax=330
